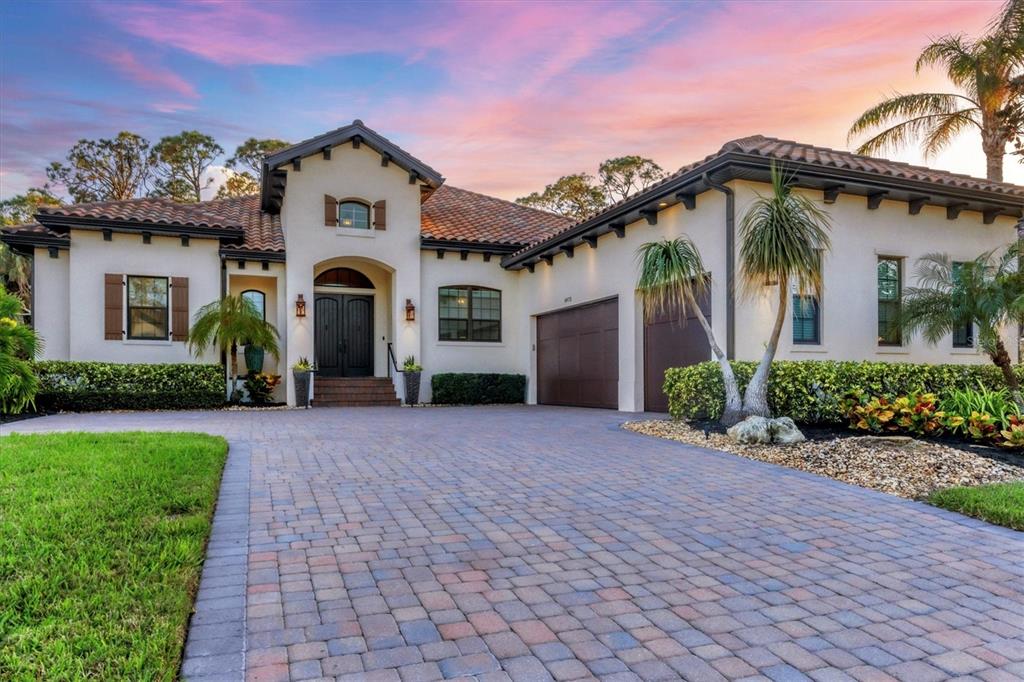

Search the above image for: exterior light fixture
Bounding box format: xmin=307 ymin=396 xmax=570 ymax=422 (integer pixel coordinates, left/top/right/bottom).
xmin=658 ymin=201 xmax=668 ymax=208
xmin=405 ymin=298 xmax=416 ymax=322
xmin=295 ymin=294 xmax=307 ymax=317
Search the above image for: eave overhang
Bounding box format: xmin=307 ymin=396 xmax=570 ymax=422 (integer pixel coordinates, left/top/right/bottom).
xmin=501 ymin=152 xmax=1024 ymax=270
xmin=0 ymin=231 xmax=69 ymax=253
xmin=35 ymin=213 xmax=245 ymax=242
xmin=220 ymin=247 xmax=286 ymax=262
xmin=420 ymin=238 xmax=524 ymax=256
xmin=261 ymin=121 xmax=445 ymax=213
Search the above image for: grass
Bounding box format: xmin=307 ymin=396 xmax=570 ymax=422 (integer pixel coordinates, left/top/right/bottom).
xmin=928 ymin=481 xmax=1024 ymax=531
xmin=0 ymin=431 xmax=228 ymax=680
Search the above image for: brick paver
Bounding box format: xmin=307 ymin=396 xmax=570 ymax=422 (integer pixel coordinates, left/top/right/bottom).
xmin=7 ymin=405 xmax=1024 ymax=681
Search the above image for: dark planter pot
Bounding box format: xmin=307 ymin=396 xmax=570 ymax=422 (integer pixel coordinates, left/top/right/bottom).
xmin=245 ymin=346 xmax=265 ymax=373
xmin=404 ymin=371 xmax=422 ymax=406
xmin=293 ymin=369 xmax=311 ymax=408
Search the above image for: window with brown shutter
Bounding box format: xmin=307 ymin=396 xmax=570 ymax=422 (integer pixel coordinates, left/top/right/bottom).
xmin=104 ymin=273 xmax=124 ymax=340
xmin=324 ymin=194 xmax=337 ymax=226
xmin=373 ymin=200 xmax=387 ymax=230
xmin=171 ymin=277 xmax=189 ymax=341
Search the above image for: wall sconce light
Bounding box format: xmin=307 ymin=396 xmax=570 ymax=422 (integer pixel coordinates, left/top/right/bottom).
xmin=405 ymin=298 xmax=416 ymax=322
xmin=295 ymin=294 xmax=307 ymax=317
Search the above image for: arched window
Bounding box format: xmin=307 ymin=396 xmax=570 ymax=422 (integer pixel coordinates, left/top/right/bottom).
xmin=438 ymin=286 xmax=501 ymax=342
xmin=241 ymin=289 xmax=266 ymax=320
xmin=315 ymin=267 xmax=375 ymax=289
xmin=339 ymin=201 xmax=370 ymax=229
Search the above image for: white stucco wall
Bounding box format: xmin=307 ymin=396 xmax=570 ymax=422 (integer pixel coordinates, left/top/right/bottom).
xmin=67 ymin=229 xmax=221 ymax=363
xmin=516 ymin=191 xmax=729 ymax=411
xmin=32 ymin=247 xmax=70 ymax=360
xmin=730 ymin=181 xmax=1018 ymax=366
xmin=278 ymin=144 xmax=423 ymax=404
xmin=419 ymin=251 xmax=523 ymax=402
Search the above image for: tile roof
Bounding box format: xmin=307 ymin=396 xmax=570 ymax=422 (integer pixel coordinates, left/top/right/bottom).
xmin=420 ymin=185 xmax=572 ymax=246
xmin=37 ymin=195 xmax=249 ymax=230
xmin=0 ymin=221 xmax=67 ymax=243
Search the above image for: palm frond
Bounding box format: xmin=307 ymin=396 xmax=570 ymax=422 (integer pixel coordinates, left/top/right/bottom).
xmin=921 ymin=110 xmax=981 ymax=156
xmin=635 ymin=238 xmax=708 ymax=322
xmin=187 ymin=295 xmax=280 ymax=360
xmin=916 ymin=35 xmax=980 ymax=90
xmin=737 ymin=163 xmax=832 ymax=297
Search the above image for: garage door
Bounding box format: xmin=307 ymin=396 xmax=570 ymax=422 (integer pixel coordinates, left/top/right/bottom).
xmin=537 ymin=297 xmax=618 ymax=409
xmin=644 ymin=292 xmax=711 ymax=412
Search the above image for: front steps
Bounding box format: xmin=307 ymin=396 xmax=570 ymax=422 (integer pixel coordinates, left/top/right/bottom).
xmin=313 ymin=376 xmax=400 ymax=407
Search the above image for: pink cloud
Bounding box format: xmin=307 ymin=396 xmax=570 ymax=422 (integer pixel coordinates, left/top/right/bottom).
xmin=101 ymin=47 xmax=198 ymax=100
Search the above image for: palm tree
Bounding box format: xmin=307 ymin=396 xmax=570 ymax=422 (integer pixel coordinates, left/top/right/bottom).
xmin=188 ymin=294 xmax=280 ymax=399
xmin=636 ymin=237 xmax=743 ymax=425
xmin=738 ymin=164 xmax=832 ymax=418
xmin=0 ymin=289 xmax=41 ymax=414
xmin=901 ymin=245 xmax=1024 ymax=407
xmin=848 ymin=19 xmax=1024 ymax=182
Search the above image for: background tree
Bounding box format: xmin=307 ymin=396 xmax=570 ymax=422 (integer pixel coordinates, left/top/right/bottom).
xmin=0 ymin=244 xmax=32 ymax=309
xmin=0 ymin=289 xmax=41 ymax=414
xmin=216 ymin=172 xmax=260 ymax=199
xmin=599 ymin=156 xmax=667 ymax=203
xmin=226 ymin=138 xmax=290 ymax=175
xmin=187 ymin=294 xmax=280 ymax=399
xmin=738 ymin=165 xmax=832 ymax=417
xmin=848 ymin=2 xmax=1024 ymax=181
xmin=901 ymin=246 xmax=1024 ymax=406
xmin=516 ymin=173 xmax=607 ymax=221
xmin=0 ymin=187 xmax=63 ymax=225
xmin=150 ymin=130 xmax=224 ymax=203
xmin=46 ymin=132 xmax=152 ymax=203
xmin=636 ymin=238 xmax=743 ymax=425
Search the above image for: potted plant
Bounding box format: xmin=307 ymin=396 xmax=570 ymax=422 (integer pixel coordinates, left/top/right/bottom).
xmin=292 ymin=357 xmax=314 ymax=408
xmin=188 ymin=294 xmax=280 ymax=402
xmin=403 ymin=355 xmax=423 ymax=406
xmin=244 ymin=344 xmax=265 ymax=373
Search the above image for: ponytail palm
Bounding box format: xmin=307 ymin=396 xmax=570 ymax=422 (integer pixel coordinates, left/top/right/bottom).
xmin=739 ymin=164 xmax=832 ymax=418
xmin=636 ymin=237 xmax=743 ymax=425
xmin=901 ymin=246 xmax=1024 ymax=407
xmin=188 ymin=295 xmax=280 ymax=396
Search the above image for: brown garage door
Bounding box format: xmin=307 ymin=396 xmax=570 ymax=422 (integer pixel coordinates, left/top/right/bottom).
xmin=537 ymin=297 xmax=618 ymax=409
xmin=644 ymin=291 xmax=711 ymax=412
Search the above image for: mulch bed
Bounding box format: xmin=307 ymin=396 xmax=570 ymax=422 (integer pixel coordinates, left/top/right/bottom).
xmin=624 ymin=419 xmax=1024 ymax=500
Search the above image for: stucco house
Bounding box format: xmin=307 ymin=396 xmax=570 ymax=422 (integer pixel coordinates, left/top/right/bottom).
xmin=4 ymin=121 xmax=1022 ymax=411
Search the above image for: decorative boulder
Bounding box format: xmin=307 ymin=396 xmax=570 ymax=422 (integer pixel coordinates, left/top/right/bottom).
xmin=770 ymin=417 xmax=806 ymax=444
xmin=727 ymin=416 xmax=773 ymax=444
xmin=726 ymin=416 xmax=806 ymax=445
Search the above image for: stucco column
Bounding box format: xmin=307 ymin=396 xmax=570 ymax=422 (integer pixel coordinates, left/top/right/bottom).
xmin=285 ymin=270 xmax=314 ymax=406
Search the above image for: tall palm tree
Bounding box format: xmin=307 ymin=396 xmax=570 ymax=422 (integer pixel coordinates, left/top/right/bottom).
xmin=738 ymin=164 xmax=832 ymax=418
xmin=636 ymin=237 xmax=743 ymax=425
xmin=848 ymin=19 xmax=1024 ymax=182
xmin=901 ymin=245 xmax=1024 ymax=407
xmin=0 ymin=289 xmax=41 ymax=414
xmin=188 ymin=294 xmax=280 ymax=398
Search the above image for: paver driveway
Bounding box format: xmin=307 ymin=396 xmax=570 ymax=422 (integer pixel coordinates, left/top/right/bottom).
xmin=6 ymin=406 xmax=1024 ymax=681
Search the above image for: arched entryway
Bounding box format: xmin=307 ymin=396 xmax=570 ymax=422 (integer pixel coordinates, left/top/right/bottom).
xmin=314 ymin=266 xmax=376 ymax=377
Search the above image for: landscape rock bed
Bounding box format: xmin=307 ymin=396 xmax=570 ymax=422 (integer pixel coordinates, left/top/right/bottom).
xmin=625 ymin=419 xmax=1024 ymax=499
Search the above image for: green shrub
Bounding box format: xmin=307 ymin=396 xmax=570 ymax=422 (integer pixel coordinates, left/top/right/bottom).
xmin=665 ymin=360 xmax=1020 ymax=424
xmin=34 ymin=361 xmax=224 ymax=412
xmin=431 ymin=373 xmax=526 ymax=405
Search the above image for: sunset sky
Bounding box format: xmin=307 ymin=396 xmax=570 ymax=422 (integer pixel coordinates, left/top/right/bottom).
xmin=0 ymin=0 xmax=1015 ymax=202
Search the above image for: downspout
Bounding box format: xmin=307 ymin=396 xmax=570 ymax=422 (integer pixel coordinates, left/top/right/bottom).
xmin=702 ymin=172 xmax=735 ymax=360
xmin=220 ymin=257 xmax=227 ymax=368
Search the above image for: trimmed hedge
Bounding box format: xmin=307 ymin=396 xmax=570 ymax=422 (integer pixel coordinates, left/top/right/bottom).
xmin=34 ymin=361 xmax=224 ymax=412
xmin=665 ymin=360 xmax=1019 ymax=424
xmin=431 ymin=373 xmax=526 ymax=405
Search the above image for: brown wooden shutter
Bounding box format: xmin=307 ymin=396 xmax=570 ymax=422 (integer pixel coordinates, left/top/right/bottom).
xmin=171 ymin=277 xmax=189 ymax=341
xmin=324 ymin=194 xmax=337 ymax=226
xmin=373 ymin=199 xmax=387 ymax=230
xmin=104 ymin=274 xmax=123 ymax=340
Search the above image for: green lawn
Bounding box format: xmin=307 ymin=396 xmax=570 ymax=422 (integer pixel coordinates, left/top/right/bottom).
xmin=0 ymin=431 xmax=228 ymax=680
xmin=928 ymin=481 xmax=1024 ymax=531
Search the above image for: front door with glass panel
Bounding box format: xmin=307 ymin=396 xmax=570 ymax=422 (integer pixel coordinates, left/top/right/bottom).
xmin=314 ymin=294 xmax=373 ymax=377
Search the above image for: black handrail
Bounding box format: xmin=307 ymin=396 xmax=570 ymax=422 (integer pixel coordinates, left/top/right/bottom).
xmin=387 ymin=342 xmax=402 ymax=378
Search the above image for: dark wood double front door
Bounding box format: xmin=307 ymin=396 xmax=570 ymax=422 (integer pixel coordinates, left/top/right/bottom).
xmin=314 ymin=294 xmax=373 ymax=377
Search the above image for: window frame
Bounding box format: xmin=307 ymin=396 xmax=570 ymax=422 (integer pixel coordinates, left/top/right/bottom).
xmin=126 ymin=274 xmax=169 ymax=340
xmin=338 ymin=200 xmax=371 ymax=230
xmin=791 ymin=294 xmax=821 ymax=345
xmin=877 ymin=256 xmax=903 ymax=347
xmin=951 ymin=261 xmax=974 ymax=349
xmin=241 ymin=289 xmax=266 ymax=320
xmin=438 ymin=285 xmax=502 ymax=343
